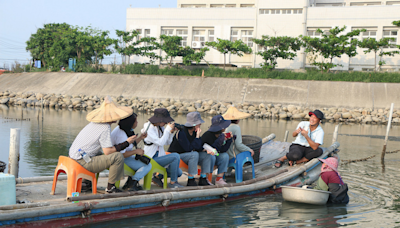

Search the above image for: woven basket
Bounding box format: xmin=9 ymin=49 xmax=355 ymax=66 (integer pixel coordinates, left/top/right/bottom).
xmin=242 ymin=135 xmax=262 ymax=163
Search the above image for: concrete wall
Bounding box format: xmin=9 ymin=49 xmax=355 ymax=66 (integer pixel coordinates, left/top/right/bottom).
xmin=0 ymin=72 xmax=399 ymax=109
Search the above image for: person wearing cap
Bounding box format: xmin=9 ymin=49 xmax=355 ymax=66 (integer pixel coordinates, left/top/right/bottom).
xmin=222 ymin=106 xmax=254 ymax=161
xmin=314 ymin=157 xmax=349 ymax=204
xmin=111 ymin=113 xmax=151 ymax=191
xmin=275 ymin=109 xmax=325 ymax=168
xmin=201 ymin=115 xmax=232 ymax=185
xmin=168 ymin=112 xmax=213 ymax=186
xmin=142 ymin=108 xmax=184 ymax=188
xmin=69 ymin=96 xmax=136 ymax=194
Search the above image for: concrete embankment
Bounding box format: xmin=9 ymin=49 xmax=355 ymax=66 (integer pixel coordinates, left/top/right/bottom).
xmin=0 ymin=72 xmax=400 ymax=124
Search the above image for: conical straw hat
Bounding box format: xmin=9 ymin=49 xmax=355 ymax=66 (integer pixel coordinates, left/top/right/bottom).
xmin=86 ymin=96 xmax=133 ymax=123
xmin=222 ymin=106 xmax=251 ymax=120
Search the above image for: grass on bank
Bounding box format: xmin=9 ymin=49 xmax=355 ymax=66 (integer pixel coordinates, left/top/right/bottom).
xmin=5 ymin=63 xmax=400 ymax=83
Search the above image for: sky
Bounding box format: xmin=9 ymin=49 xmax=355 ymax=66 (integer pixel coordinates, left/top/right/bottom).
xmin=0 ymin=0 xmax=176 ymax=68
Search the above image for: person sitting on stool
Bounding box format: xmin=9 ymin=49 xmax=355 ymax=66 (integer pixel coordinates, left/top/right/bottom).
xmin=275 ymin=109 xmax=324 ymax=168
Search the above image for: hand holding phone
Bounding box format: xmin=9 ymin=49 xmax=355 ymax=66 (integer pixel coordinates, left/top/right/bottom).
xmin=225 ymin=132 xmax=232 ymax=139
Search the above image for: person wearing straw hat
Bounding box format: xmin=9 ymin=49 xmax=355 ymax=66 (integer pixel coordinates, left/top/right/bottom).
xmin=275 ymin=109 xmax=325 ymax=168
xmin=69 ymin=96 xmax=136 ymax=193
xmin=141 ymin=108 xmax=184 ymax=188
xmin=222 ymin=106 xmax=255 ymax=161
xmin=168 ymin=112 xmax=213 ymax=186
xmin=111 ymin=113 xmax=151 ymax=191
xmin=314 ymin=157 xmax=349 ymax=204
xmin=201 ymin=115 xmax=232 ymax=185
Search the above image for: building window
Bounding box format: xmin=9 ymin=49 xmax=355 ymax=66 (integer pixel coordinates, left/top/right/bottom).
xmin=211 ymin=4 xmax=223 ymax=8
xmin=316 ymin=3 xmax=344 ymax=6
xmin=177 ymin=29 xmax=188 ymax=47
xmin=225 ymin=4 xmax=236 ymax=7
xmin=350 ymin=2 xmax=381 ymax=6
xmin=208 ymin=30 xmax=214 ymax=42
xmin=387 ymin=1 xmax=400 ymax=5
xmin=293 ymin=9 xmax=303 ymax=14
xmin=241 ymin=30 xmax=253 ymax=47
xmin=144 ymin=29 xmax=150 ymax=38
xmin=361 ymin=30 xmax=377 ymax=40
xmin=192 ymin=30 xmax=206 ymax=48
xmin=136 ymin=29 xmax=142 ymax=39
xmin=259 ymin=9 xmax=269 ymax=14
xmin=231 ymin=30 xmax=239 ymax=41
xmin=383 ymin=30 xmax=398 ymax=48
xmin=282 ymin=9 xmax=292 ymax=14
xmin=161 ymin=29 xmax=174 ymax=36
xmin=240 ymin=4 xmax=254 ymax=7
xmin=307 ymin=28 xmax=331 ymax=37
xmin=271 ymin=9 xmax=280 ymax=14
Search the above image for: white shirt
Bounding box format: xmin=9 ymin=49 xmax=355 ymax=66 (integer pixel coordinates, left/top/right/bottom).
xmin=110 ymin=125 xmax=134 ymax=156
xmin=69 ymin=122 xmax=113 ymax=160
xmin=292 ymin=121 xmax=324 ymax=147
xmin=141 ymin=121 xmax=174 ymax=158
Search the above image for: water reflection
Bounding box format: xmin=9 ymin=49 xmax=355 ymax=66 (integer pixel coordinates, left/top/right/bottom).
xmin=1 ymin=106 xmax=400 ymax=227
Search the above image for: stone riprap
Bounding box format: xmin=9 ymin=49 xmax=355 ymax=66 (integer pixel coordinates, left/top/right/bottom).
xmin=1 ymin=91 xmax=398 ymax=125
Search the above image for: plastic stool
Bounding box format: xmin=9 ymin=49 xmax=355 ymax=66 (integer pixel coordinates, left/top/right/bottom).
xmin=51 ymin=156 xmax=97 ymax=197
xmin=228 ymin=151 xmax=255 ymax=183
xmin=165 ymin=152 xmax=201 ymax=175
xmin=143 ymin=155 xmax=168 ymax=190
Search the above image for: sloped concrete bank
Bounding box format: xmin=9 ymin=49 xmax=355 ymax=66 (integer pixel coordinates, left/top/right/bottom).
xmin=0 ymin=72 xmax=400 ymax=124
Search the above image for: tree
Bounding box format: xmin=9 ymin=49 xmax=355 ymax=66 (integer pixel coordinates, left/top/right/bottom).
xmin=92 ymin=31 xmax=114 ymax=68
xmin=393 ymin=20 xmax=400 ymax=27
xmin=114 ymin=30 xmax=136 ymax=64
xmin=183 ymin=47 xmax=210 ymax=66
xmin=300 ymin=26 xmax=364 ymax=72
xmin=359 ymin=38 xmax=399 ymax=71
xmin=26 ymin=23 xmax=75 ymax=68
xmin=159 ymin=35 xmax=183 ymax=67
xmin=206 ymin=38 xmax=252 ymax=70
xmin=253 ymin=36 xmax=302 ymax=70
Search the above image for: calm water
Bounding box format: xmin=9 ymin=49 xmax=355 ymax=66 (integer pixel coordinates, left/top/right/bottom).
xmin=1 ymin=105 xmax=400 ymax=227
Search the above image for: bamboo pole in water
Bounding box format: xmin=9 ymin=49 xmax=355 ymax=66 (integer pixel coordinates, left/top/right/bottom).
xmin=381 ymin=103 xmax=394 ymax=162
xmin=8 ymin=128 xmax=20 ymax=178
xmin=283 ymin=130 xmax=289 ymax=142
xmin=332 ymin=124 xmax=340 ymax=144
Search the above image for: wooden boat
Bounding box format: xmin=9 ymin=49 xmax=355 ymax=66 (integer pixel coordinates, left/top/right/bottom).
xmin=0 ymin=134 xmax=340 ymax=227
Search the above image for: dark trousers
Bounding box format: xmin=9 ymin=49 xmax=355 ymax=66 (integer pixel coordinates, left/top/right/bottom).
xmin=286 ymin=144 xmax=323 ymax=161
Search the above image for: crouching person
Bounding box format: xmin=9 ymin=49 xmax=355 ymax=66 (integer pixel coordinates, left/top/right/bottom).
xmin=201 ymin=115 xmax=233 ymax=185
xmin=314 ymin=157 xmax=349 ymax=204
xmin=111 ymin=113 xmax=151 ymax=191
xmin=69 ymin=96 xmax=134 ymax=193
xmin=168 ymin=112 xmax=212 ymax=186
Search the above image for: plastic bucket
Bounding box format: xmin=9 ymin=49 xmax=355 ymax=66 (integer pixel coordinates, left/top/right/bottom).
xmin=242 ymin=135 xmax=262 ymax=163
xmin=0 ymin=173 xmax=16 ymax=206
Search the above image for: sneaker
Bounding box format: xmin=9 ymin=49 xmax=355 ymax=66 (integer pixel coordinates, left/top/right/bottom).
xmin=215 ymin=178 xmax=228 ymax=185
xmin=187 ymin=178 xmax=198 ymax=186
xmin=105 ymin=186 xmax=123 ymax=193
xmin=206 ymin=178 xmax=214 ymax=186
xmin=198 ymin=177 xmax=211 ymax=186
xmin=122 ymin=177 xmax=134 ymax=191
xmin=168 ymin=182 xmax=184 ymax=188
xmin=152 ymin=176 xmax=164 ymax=188
xmin=127 ymin=180 xmax=143 ymax=191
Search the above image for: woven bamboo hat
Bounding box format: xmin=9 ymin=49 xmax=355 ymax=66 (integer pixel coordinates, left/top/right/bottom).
xmin=222 ymin=106 xmax=251 ymax=120
xmin=86 ymin=96 xmax=133 ymax=123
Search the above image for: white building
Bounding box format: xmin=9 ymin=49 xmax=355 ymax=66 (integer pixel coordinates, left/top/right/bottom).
xmin=126 ymin=0 xmax=400 ymax=71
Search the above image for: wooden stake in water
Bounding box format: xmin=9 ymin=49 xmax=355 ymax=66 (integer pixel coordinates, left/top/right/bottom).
xmin=283 ymin=130 xmax=289 ymax=142
xmin=332 ymin=124 xmax=340 ymax=144
xmin=381 ymin=103 xmax=394 ymax=162
xmin=8 ymin=128 xmax=21 ymax=178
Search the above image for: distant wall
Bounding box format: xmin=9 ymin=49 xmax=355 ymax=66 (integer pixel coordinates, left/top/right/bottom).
xmin=0 ymin=72 xmax=399 ymax=109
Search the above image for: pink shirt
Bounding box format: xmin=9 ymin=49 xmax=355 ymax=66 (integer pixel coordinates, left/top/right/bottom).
xmin=321 ymin=171 xmax=342 ymax=185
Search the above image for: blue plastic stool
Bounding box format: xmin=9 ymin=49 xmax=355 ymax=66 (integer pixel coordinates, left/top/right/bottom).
xmin=228 ymin=151 xmax=255 ymax=183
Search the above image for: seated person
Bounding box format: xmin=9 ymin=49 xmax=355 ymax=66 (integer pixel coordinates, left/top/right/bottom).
xmin=111 ymin=113 xmax=151 ymax=191
xmin=275 ymin=110 xmax=324 ymax=168
xmin=314 ymin=157 xmax=349 ymax=204
xmin=222 ymin=106 xmax=255 ymax=160
xmin=201 ymin=115 xmax=233 ymax=185
xmin=142 ymin=108 xmax=183 ymax=188
xmin=69 ymin=96 xmax=135 ymax=193
xmin=168 ymin=112 xmax=213 ymax=186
